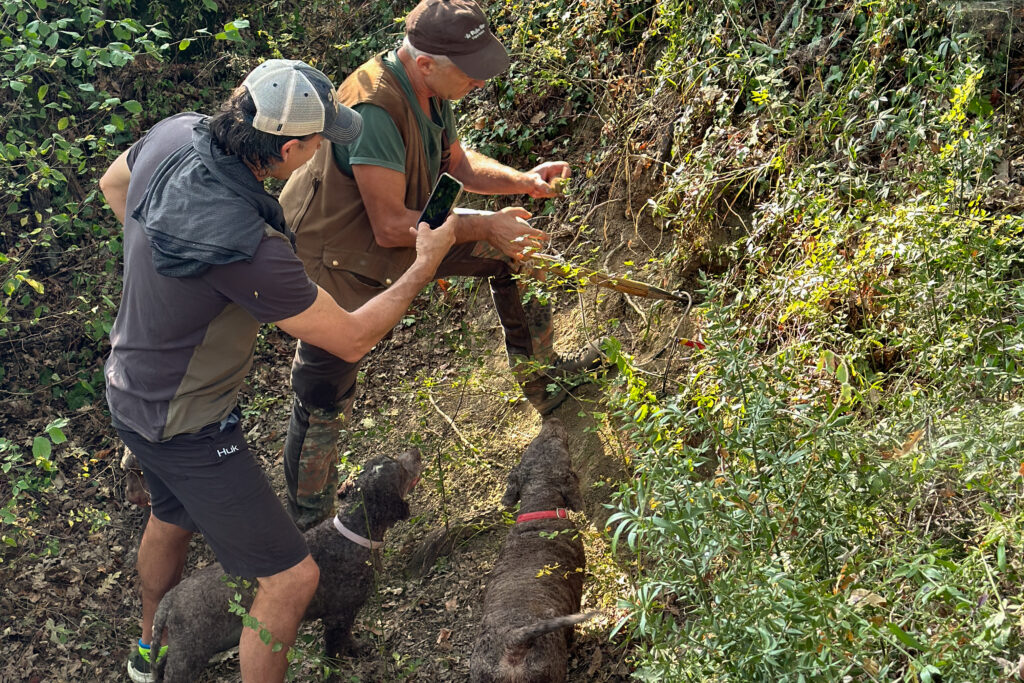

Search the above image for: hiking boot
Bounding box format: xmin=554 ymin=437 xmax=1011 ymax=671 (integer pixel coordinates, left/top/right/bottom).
xmin=522 ymin=338 xmax=609 ymax=415
xmin=127 ymin=640 xmax=167 ymax=683
xmin=523 ymin=374 xmax=570 ymax=415
xmin=549 ymin=337 xmax=609 ymax=379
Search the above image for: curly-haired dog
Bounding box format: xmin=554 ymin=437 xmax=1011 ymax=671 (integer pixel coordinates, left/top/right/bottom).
xmin=151 ymin=449 xmax=422 ymax=682
xmin=470 ymin=418 xmax=594 ymax=683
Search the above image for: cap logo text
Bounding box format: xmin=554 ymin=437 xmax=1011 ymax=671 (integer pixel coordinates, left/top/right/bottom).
xmin=465 ymin=24 xmax=485 ymax=40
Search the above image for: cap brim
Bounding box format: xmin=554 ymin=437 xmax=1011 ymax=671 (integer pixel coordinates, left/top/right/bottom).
xmin=322 ymin=103 xmax=363 ymax=145
xmin=450 ymin=34 xmax=510 ymax=81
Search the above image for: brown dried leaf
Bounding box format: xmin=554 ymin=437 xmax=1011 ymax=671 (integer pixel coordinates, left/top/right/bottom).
xmin=894 ymin=429 xmax=924 ymax=457
xmin=847 ymin=588 xmax=887 ymax=609
xmin=96 ymin=571 xmax=121 ymax=596
xmin=862 ymin=657 xmax=879 ymax=676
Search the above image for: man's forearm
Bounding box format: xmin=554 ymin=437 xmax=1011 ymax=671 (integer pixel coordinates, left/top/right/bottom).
xmin=278 ymin=226 xmax=455 ymax=362
xmin=451 ymin=211 xmax=498 ymax=243
xmin=345 ymin=260 xmax=435 ymax=352
xmin=453 ymin=148 xmax=531 ymax=195
xmin=371 ymin=207 xmax=490 ymax=248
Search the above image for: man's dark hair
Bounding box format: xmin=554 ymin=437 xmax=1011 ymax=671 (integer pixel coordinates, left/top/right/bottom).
xmin=208 ymin=87 xmax=313 ymax=172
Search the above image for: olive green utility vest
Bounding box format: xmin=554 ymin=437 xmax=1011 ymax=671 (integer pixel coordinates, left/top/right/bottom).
xmin=279 ymin=55 xmax=449 ymax=310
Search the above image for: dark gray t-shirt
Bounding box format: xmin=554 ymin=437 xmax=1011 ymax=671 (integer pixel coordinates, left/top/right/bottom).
xmin=105 ymin=113 xmax=318 ymax=442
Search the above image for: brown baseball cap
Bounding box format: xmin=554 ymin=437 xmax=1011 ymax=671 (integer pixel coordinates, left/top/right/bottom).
xmin=406 ymin=0 xmax=510 ymax=81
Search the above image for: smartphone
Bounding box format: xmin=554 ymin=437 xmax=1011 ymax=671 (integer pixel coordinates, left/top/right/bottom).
xmin=417 ymin=172 xmax=464 ymax=229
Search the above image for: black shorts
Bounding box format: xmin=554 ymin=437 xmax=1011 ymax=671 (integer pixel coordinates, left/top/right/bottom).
xmin=118 ymin=416 xmax=308 ymax=578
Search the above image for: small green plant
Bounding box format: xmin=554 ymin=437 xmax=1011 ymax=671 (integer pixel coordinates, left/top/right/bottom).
xmin=224 ymin=575 xmax=286 ymax=653
xmin=1 ymin=418 xmax=68 ymax=553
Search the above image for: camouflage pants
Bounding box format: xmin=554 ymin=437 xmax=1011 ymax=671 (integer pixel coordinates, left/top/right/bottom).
xmin=283 ymin=239 xmax=555 ymax=528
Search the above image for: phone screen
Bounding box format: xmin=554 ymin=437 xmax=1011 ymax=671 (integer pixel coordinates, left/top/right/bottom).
xmin=418 ymin=173 xmax=464 ymax=229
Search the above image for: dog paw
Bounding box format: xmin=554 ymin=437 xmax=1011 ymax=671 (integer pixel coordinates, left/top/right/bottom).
xmin=326 ymin=634 xmax=372 ymax=660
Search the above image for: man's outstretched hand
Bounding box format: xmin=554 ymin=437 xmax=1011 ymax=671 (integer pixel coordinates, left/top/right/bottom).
xmin=410 ymin=215 xmax=457 ymax=272
xmin=523 ymin=161 xmax=571 ymax=198
xmin=486 ymin=206 xmax=550 ymax=261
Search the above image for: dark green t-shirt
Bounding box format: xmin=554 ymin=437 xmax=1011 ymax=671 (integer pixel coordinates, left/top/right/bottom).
xmin=333 ymin=50 xmax=458 ymax=182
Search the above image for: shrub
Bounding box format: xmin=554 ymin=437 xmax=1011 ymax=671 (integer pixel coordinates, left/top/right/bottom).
xmin=607 ymin=1 xmax=1024 ymax=679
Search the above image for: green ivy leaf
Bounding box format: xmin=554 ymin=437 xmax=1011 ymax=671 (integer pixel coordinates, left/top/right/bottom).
xmin=16 ymin=275 xmax=43 ymax=294
xmin=32 ymin=436 xmax=51 ymax=460
xmin=836 ymin=361 xmax=849 ymax=384
xmin=123 ymin=99 xmax=142 ymax=114
xmin=179 ymin=38 xmax=191 ymax=51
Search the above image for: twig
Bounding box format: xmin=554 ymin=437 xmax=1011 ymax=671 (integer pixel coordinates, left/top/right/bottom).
xmin=623 ymin=292 xmax=649 ymax=330
xmin=772 ymin=0 xmax=803 ymax=46
xmin=427 ymin=392 xmax=478 ymax=455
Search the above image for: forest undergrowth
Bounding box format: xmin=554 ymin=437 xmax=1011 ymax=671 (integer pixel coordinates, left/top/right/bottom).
xmin=603 ymin=1 xmax=1024 ymax=680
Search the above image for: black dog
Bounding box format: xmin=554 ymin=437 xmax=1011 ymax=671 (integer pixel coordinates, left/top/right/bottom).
xmin=470 ymin=419 xmax=593 ymax=683
xmin=151 ymin=449 xmax=422 ymax=682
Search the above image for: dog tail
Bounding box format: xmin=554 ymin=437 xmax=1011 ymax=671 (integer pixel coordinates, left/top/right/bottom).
xmin=150 ymin=599 xmax=169 ymax=683
xmin=503 ymin=611 xmax=599 ymax=664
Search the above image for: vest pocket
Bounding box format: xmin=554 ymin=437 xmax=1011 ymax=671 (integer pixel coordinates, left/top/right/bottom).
xmin=289 ymin=176 xmax=320 ymax=234
xmin=318 ymin=261 xmax=387 ymax=312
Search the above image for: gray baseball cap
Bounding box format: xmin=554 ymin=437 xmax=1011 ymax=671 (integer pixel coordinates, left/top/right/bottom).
xmin=242 ymin=59 xmax=362 ymax=145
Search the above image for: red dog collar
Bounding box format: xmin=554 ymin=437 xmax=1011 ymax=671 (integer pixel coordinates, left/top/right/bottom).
xmin=516 ymin=508 xmax=569 ymax=524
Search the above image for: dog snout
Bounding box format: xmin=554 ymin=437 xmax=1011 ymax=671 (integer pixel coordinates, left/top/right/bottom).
xmin=398 ymin=448 xmax=423 ymax=492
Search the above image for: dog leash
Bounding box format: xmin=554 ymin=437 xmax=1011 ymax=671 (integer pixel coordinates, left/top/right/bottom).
xmin=333 ymin=515 xmax=384 ymax=549
xmin=516 ymin=508 xmax=570 ymax=524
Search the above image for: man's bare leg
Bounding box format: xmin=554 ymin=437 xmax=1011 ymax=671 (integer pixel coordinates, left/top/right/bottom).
xmin=137 ymin=512 xmax=192 ymax=645
xmin=240 ymin=554 xmax=319 ymax=683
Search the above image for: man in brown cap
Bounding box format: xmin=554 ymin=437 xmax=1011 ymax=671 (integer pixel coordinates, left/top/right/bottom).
xmin=277 ymin=0 xmax=604 ymax=529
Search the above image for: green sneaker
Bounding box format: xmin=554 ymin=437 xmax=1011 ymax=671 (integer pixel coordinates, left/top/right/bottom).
xmin=127 ymin=640 xmax=167 ymax=683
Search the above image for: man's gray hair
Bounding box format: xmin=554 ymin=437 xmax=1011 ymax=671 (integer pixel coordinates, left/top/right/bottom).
xmin=402 ymin=36 xmax=454 ymax=68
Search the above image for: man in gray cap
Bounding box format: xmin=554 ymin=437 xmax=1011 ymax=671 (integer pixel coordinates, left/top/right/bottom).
xmin=99 ymin=59 xmax=455 ymax=683
xmin=278 ymin=0 xmax=605 ymax=530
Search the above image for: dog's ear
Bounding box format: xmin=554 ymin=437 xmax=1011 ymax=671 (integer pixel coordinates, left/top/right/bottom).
xmin=500 ymin=465 xmax=521 ymax=508
xmin=561 ymin=471 xmax=584 ymax=511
